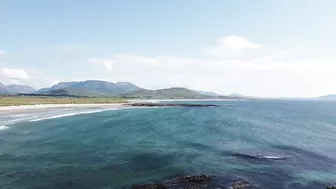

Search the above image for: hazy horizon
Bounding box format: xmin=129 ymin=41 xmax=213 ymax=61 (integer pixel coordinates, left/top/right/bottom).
xmin=1 ymin=1 xmax=336 ymax=98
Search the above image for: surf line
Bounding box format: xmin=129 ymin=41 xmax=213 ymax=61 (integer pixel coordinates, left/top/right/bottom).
xmin=29 ymin=109 xmax=110 ymax=122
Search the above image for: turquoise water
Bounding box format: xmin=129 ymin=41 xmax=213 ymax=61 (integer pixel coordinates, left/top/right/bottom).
xmin=0 ymin=100 xmax=335 ymax=188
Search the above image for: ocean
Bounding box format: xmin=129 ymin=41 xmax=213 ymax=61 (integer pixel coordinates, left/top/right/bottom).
xmin=0 ymin=100 xmax=335 ymax=189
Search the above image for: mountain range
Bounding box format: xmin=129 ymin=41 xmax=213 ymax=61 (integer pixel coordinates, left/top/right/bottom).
xmin=36 ymin=80 xmax=141 ymax=96
xmin=3 ymin=80 xmax=336 ymax=100
xmin=120 ymin=87 xmax=211 ymax=99
xmin=0 ymin=80 xmax=247 ymax=99
xmin=2 ymin=80 xmax=336 ymax=100
xmin=0 ymin=82 xmax=36 ymax=94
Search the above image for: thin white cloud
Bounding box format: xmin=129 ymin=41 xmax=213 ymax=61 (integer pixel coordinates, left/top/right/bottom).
xmin=3 ymin=36 xmax=336 ymax=97
xmin=84 ymin=50 xmax=336 ymax=97
xmin=207 ymin=36 xmax=261 ymax=56
xmin=87 ymin=58 xmax=114 ymax=72
xmin=0 ymin=68 xmax=30 ymax=80
xmin=88 ymin=53 xmax=336 ymax=75
xmin=0 ymin=50 xmax=4 ymax=60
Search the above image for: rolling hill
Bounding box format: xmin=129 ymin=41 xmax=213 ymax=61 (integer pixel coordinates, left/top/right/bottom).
xmin=36 ymin=80 xmax=142 ymax=96
xmin=195 ymin=90 xmax=219 ymax=97
xmin=119 ymin=87 xmax=212 ymax=99
xmin=37 ymin=82 xmax=78 ymax=94
xmin=0 ymin=83 xmax=36 ymax=94
xmin=316 ymin=94 xmax=336 ymax=101
xmin=0 ymin=83 xmax=8 ymax=94
xmin=1 ymin=80 xmax=251 ymax=99
xmin=6 ymin=84 xmax=36 ymax=94
xmin=229 ymin=93 xmax=244 ymax=97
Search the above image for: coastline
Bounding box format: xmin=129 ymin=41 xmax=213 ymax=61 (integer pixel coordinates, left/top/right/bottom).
xmin=130 ymin=98 xmax=243 ymax=103
xmin=0 ymin=98 xmax=237 ymax=114
xmin=0 ymin=98 xmax=236 ymax=112
xmin=1 ymin=100 xmax=215 ymax=127
xmin=0 ymin=103 xmax=128 ymax=118
xmin=0 ymin=103 xmax=127 ymax=111
xmin=0 ymin=98 xmax=236 ymax=122
xmin=0 ymin=103 xmax=130 ymax=127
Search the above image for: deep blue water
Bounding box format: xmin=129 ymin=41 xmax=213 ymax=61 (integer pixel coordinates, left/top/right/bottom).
xmin=0 ymin=100 xmax=335 ymax=189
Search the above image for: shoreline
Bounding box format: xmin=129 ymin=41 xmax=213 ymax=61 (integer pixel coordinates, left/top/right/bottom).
xmin=0 ymin=103 xmax=127 ymax=111
xmin=0 ymin=100 xmax=221 ymax=126
xmin=130 ymin=98 xmax=244 ymax=102
xmin=0 ymin=103 xmax=128 ymax=117
xmin=0 ymin=99 xmax=232 ymax=117
xmin=0 ymin=103 xmax=130 ymax=127
xmin=0 ymin=98 xmax=237 ymax=112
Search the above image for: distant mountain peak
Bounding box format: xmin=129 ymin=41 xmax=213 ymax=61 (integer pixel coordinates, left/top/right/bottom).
xmin=196 ymin=90 xmax=219 ymax=97
xmin=36 ymin=80 xmax=141 ymax=96
xmin=0 ymin=83 xmax=36 ymax=94
xmin=0 ymin=82 xmax=8 ymax=94
xmin=229 ymin=93 xmax=244 ymax=97
xmin=317 ymin=94 xmax=336 ymax=100
xmin=1 ymin=79 xmax=250 ymax=100
xmin=116 ymin=81 xmax=133 ymax=85
xmin=119 ymin=87 xmax=211 ymax=99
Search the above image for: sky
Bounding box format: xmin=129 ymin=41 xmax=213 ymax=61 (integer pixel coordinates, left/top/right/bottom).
xmin=1 ymin=0 xmax=336 ymax=97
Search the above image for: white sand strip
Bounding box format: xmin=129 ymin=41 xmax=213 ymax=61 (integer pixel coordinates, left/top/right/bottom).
xmin=0 ymin=104 xmax=127 ymax=117
xmin=0 ymin=103 xmax=126 ymax=111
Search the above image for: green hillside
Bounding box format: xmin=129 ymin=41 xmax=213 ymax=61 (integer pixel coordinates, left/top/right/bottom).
xmin=36 ymin=80 xmax=141 ymax=97
xmin=119 ymin=87 xmax=211 ymax=99
xmin=43 ymin=89 xmax=107 ymax=97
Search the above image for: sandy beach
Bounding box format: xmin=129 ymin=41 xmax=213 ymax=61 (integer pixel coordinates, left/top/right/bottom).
xmin=0 ymin=98 xmax=234 ymax=114
xmin=0 ymin=103 xmax=130 ymax=128
xmin=0 ymin=103 xmax=126 ymax=110
xmin=0 ymin=99 xmax=229 ymax=124
xmin=0 ymin=103 xmax=127 ymax=116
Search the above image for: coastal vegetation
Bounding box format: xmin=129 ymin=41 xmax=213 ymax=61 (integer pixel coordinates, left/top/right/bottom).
xmin=0 ymin=96 xmax=126 ymax=106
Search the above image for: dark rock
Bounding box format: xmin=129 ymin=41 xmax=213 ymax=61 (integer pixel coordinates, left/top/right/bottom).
xmin=226 ymin=181 xmax=251 ymax=189
xmin=131 ymin=183 xmax=167 ymax=189
xmin=180 ymin=175 xmax=213 ymax=184
xmin=327 ymin=186 xmax=336 ymax=189
xmin=129 ymin=175 xmax=253 ymax=189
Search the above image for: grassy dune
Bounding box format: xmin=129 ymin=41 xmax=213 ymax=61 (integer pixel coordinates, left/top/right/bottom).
xmin=0 ymin=96 xmax=127 ymax=106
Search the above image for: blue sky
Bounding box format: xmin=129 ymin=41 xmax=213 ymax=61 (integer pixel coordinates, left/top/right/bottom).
xmin=1 ymin=0 xmax=336 ymax=97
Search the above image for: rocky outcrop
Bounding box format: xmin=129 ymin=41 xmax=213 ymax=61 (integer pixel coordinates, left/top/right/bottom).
xmin=181 ymin=175 xmax=213 ymax=184
xmin=226 ymin=180 xmax=251 ymax=189
xmin=131 ymin=183 xmax=167 ymax=189
xmin=327 ymin=186 xmax=336 ymax=189
xmin=125 ymin=103 xmax=221 ymax=108
xmin=130 ymin=175 xmax=252 ymax=189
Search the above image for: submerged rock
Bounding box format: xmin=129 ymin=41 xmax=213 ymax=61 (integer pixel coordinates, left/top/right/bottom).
xmin=181 ymin=175 xmax=213 ymax=184
xmin=131 ymin=183 xmax=167 ymax=189
xmin=226 ymin=181 xmax=251 ymax=189
xmin=129 ymin=175 xmax=253 ymax=189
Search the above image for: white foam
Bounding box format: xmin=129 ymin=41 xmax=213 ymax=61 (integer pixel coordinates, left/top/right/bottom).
xmin=262 ymin=156 xmax=286 ymax=160
xmin=0 ymin=104 xmax=127 ymax=125
xmin=0 ymin=125 xmax=9 ymax=130
xmin=2 ymin=116 xmax=39 ymax=125
xmin=10 ymin=114 xmax=30 ymax=117
xmin=29 ymin=109 xmax=115 ymax=122
xmin=6 ymin=117 xmax=35 ymax=123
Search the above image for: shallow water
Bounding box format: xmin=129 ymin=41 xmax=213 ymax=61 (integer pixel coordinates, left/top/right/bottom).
xmin=0 ymin=100 xmax=335 ymax=188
